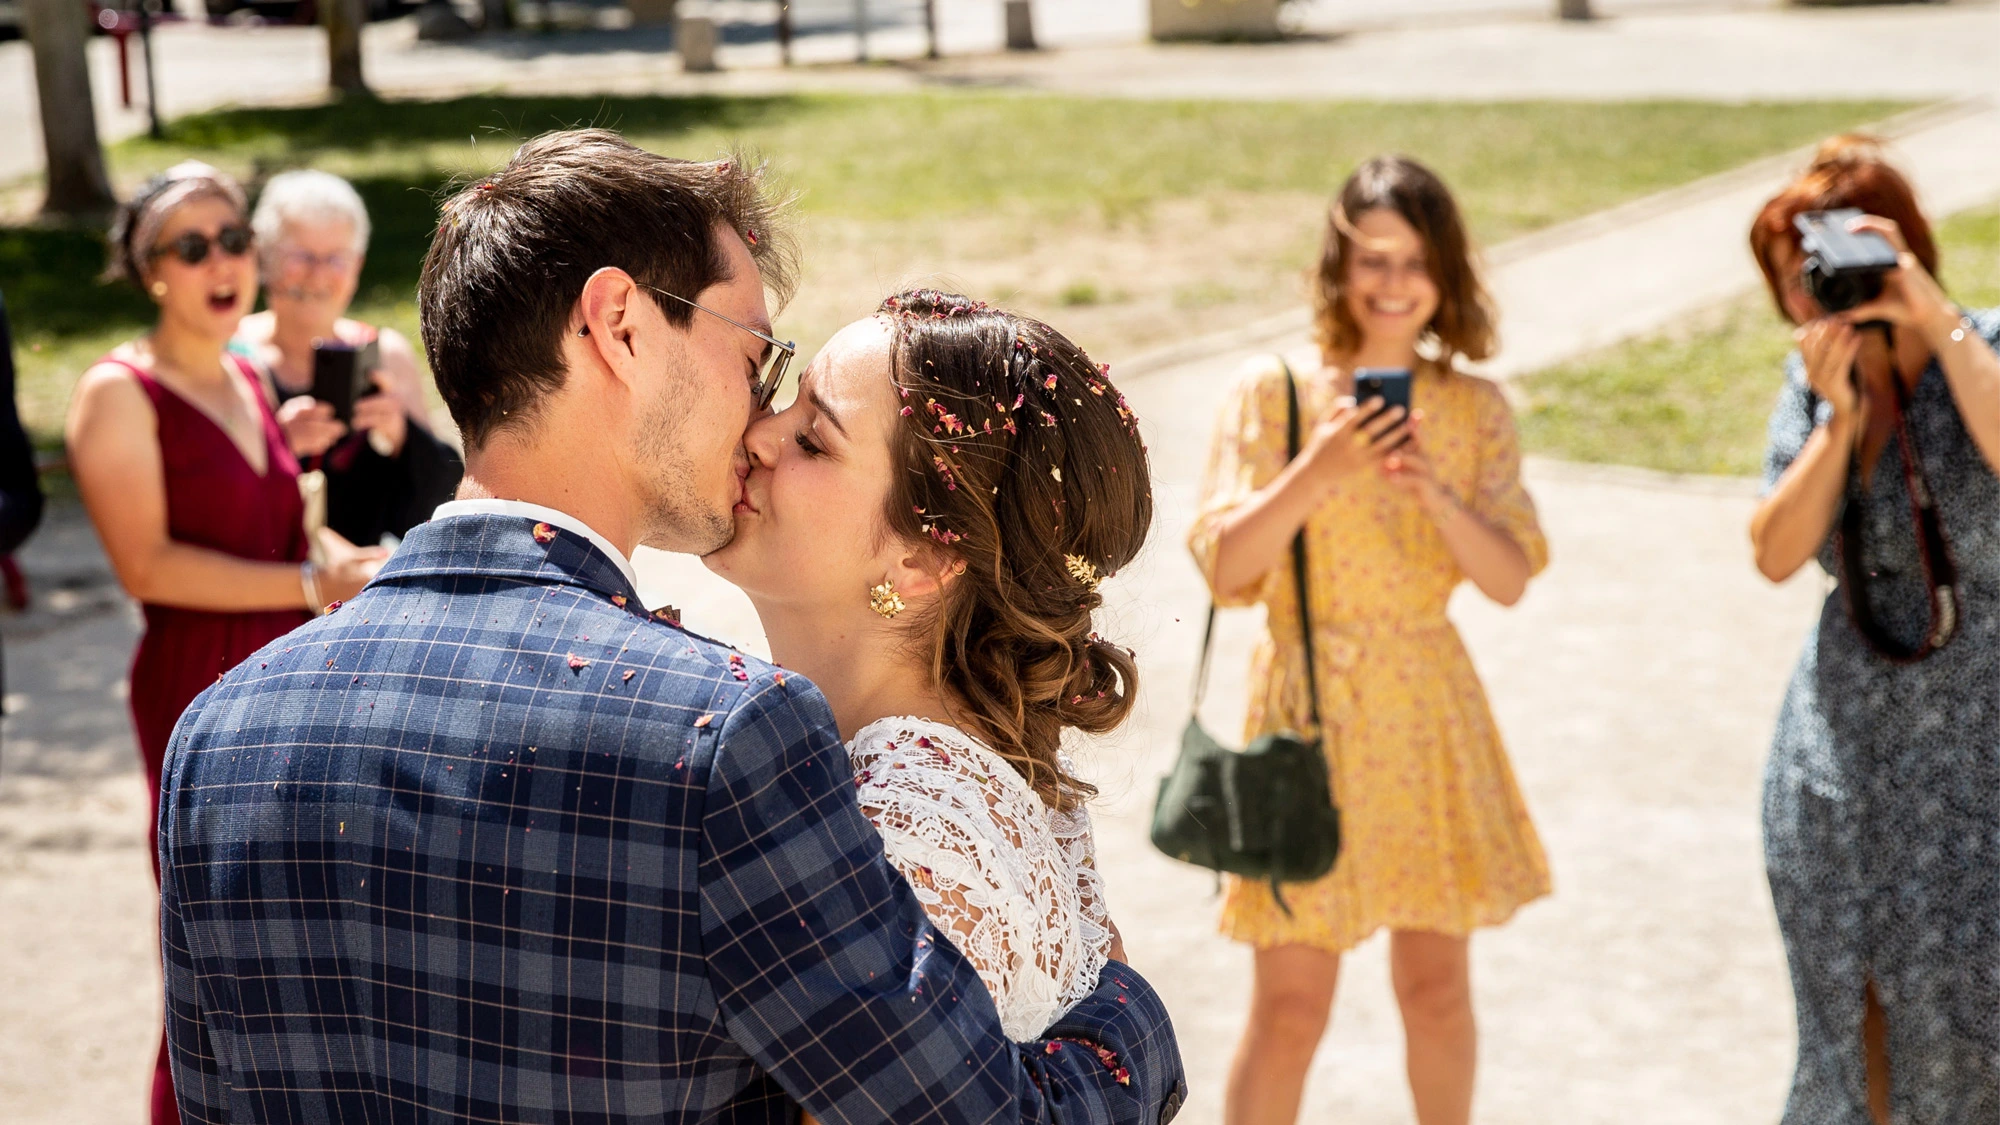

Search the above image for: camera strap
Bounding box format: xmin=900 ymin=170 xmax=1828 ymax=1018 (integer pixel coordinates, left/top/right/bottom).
xmin=1836 ymin=325 xmax=1961 ymax=663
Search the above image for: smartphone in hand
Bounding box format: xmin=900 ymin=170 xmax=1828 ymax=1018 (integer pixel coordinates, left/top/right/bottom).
xmin=1354 ymin=367 xmax=1413 ymax=451
xmin=310 ymin=339 xmax=381 ymax=424
xmin=1355 ymin=367 xmax=1413 ymax=417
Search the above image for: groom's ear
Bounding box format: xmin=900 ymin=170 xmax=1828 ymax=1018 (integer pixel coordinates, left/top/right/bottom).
xmin=574 ymin=267 xmax=646 ymax=371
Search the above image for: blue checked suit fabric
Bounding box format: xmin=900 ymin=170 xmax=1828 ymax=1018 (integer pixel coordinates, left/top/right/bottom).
xmin=160 ymin=513 xmax=1186 ymax=1125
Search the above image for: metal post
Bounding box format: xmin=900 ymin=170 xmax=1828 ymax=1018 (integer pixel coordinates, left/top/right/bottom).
xmin=777 ymin=1 xmax=792 ymax=65
xmin=853 ymin=0 xmax=867 ymax=63
xmin=923 ymin=0 xmax=938 ymax=59
xmin=112 ymin=28 xmax=132 ymax=108
xmin=137 ymin=0 xmax=162 ymax=139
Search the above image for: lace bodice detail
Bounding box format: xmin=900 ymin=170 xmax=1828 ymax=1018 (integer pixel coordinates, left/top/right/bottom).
xmin=847 ymin=717 xmax=1112 ymax=1041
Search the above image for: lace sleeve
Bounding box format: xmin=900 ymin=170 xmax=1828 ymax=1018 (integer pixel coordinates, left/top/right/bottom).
xmin=850 ymin=721 xmax=1096 ymax=1041
xmin=1052 ymin=755 xmax=1113 ymax=980
xmin=852 ymin=730 xmax=1037 ymax=1036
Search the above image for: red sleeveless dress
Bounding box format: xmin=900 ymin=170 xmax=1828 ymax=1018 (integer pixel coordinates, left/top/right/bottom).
xmin=103 ymin=355 xmax=311 ymax=1125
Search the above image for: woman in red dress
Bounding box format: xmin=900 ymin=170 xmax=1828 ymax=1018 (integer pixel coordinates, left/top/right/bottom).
xmin=64 ymin=163 xmax=386 ymax=1125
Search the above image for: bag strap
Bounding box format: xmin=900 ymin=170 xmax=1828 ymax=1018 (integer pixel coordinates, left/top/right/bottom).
xmin=1278 ymin=358 xmax=1324 ymax=734
xmin=1188 ymin=357 xmax=1322 ymax=733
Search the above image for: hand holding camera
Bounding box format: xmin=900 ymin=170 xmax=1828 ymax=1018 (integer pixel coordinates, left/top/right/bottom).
xmin=1797 ymin=317 xmax=1865 ymax=422
xmin=351 ymin=373 xmax=409 ymax=458
xmin=277 ymin=395 xmax=348 ymax=458
xmin=1797 ymin=209 xmax=1957 ymax=341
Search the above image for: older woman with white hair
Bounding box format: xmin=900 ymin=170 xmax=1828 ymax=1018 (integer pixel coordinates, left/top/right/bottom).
xmin=235 ymin=169 xmax=462 ymax=546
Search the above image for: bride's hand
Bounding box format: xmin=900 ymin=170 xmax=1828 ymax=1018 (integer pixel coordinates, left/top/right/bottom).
xmin=1106 ymin=916 xmax=1127 ymax=964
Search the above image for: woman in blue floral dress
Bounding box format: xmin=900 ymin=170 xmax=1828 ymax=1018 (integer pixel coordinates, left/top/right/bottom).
xmin=1750 ymin=136 xmax=2000 ymax=1125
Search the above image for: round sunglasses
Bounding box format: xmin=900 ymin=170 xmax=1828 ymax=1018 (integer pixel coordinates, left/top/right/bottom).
xmin=149 ymin=224 xmax=255 ymax=267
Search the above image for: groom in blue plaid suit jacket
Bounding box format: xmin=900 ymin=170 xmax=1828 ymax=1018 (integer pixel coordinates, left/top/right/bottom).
xmin=159 ymin=131 xmax=1184 ymax=1124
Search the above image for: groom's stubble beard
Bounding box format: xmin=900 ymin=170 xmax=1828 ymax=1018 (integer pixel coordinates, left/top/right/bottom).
xmin=633 ymin=351 xmax=736 ymax=556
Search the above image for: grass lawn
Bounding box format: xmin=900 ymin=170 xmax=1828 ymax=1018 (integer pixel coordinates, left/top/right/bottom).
xmin=0 ymin=92 xmax=1916 ymax=449
xmin=1517 ymin=204 xmax=2000 ymax=477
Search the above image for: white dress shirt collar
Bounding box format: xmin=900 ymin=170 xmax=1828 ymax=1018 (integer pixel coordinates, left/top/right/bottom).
xmin=431 ymin=498 xmax=639 ymax=591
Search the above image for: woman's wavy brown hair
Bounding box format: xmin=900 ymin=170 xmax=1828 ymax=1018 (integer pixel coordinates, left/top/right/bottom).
xmin=876 ymin=289 xmax=1153 ymax=811
xmin=1749 ymin=134 xmax=1938 ymax=323
xmin=1311 ymin=155 xmax=1496 ymax=364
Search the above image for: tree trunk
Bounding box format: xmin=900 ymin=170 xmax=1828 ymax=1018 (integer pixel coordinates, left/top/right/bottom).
xmin=21 ymin=0 xmax=117 ymax=219
xmin=482 ymin=0 xmax=511 ymax=32
xmin=324 ymin=0 xmax=370 ymax=94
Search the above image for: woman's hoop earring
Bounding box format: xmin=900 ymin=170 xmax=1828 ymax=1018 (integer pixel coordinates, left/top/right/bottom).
xmin=150 ymin=281 xmax=169 ymax=298
xmin=868 ymin=581 xmax=905 ymax=619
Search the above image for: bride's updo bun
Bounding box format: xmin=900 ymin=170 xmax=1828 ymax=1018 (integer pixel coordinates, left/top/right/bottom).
xmin=877 ymin=289 xmax=1152 ymax=810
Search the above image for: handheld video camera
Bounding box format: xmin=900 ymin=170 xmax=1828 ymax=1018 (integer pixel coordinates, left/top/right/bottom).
xmin=1793 ymin=208 xmax=1900 ymax=314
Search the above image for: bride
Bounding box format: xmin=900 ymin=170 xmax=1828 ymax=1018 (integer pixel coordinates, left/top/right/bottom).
xmin=704 ymin=289 xmax=1153 ymax=1041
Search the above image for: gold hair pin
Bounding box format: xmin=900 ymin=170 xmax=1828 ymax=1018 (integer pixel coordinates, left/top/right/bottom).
xmin=1064 ymin=554 xmax=1102 ymax=591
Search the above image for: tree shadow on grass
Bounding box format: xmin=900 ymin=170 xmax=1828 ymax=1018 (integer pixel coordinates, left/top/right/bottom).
xmin=152 ymin=92 xmax=811 ymax=157
xmin=0 ymin=167 xmax=460 ymax=344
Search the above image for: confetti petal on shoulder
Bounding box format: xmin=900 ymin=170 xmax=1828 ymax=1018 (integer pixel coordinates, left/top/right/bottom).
xmin=694 ymin=713 xmax=715 ymax=728
xmin=531 ymin=522 xmax=558 ymax=544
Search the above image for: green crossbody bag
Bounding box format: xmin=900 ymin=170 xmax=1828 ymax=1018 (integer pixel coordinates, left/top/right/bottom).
xmin=1149 ymin=359 xmax=1341 ymax=913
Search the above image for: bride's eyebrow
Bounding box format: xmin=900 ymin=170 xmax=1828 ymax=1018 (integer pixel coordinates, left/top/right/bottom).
xmin=806 ymin=387 xmax=848 ymax=438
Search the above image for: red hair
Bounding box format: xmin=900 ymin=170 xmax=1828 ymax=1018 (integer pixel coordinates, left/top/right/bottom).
xmin=1749 ymin=134 xmax=1938 ymax=320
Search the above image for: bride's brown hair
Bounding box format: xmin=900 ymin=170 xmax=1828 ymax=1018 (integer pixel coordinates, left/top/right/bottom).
xmin=876 ymin=289 xmax=1152 ymax=811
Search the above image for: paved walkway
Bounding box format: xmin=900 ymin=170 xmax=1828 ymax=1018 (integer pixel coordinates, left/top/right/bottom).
xmin=5 ymin=0 xmax=1998 ymax=185
xmin=610 ymin=96 xmax=2000 ymax=1117
xmin=11 ymin=10 xmax=2000 ymax=1121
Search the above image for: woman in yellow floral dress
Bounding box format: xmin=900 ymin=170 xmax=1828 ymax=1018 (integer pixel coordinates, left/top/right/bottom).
xmin=1189 ymin=156 xmax=1550 ymax=1125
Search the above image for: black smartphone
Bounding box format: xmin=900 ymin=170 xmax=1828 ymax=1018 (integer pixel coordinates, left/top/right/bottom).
xmin=310 ymin=339 xmax=380 ymax=424
xmin=1355 ymin=367 xmax=1413 ymax=419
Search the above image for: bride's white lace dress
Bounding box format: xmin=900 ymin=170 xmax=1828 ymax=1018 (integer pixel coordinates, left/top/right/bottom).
xmin=847 ymin=716 xmax=1112 ymax=1042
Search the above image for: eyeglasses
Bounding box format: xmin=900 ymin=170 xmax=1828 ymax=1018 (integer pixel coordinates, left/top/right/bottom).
xmin=272 ymin=247 xmax=359 ymax=276
xmin=149 ymin=224 xmax=254 ymax=267
xmin=642 ymin=284 xmax=796 ymax=410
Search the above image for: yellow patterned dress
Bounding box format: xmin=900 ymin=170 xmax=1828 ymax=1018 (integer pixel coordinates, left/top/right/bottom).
xmin=1188 ymin=355 xmax=1552 ymax=954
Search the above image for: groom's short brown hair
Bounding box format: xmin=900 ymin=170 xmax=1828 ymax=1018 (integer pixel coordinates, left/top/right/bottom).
xmin=420 ymin=129 xmax=796 ymax=448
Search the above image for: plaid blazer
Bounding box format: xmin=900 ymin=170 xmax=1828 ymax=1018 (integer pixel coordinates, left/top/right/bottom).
xmin=161 ymin=513 xmax=1186 ymax=1125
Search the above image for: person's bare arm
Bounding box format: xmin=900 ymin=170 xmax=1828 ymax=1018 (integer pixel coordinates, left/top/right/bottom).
xmin=67 ymin=364 xmax=382 ymax=610
xmin=1843 ymin=215 xmax=2000 ymax=477
xmin=1751 ymin=321 xmax=1862 ymax=583
xmin=1207 ymin=402 xmax=1408 ymax=599
xmin=1383 ymin=434 xmax=1534 ymax=606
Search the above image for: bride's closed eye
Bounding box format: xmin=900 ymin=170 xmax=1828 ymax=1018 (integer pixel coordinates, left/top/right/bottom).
xmin=794 ymin=428 xmax=827 ymax=458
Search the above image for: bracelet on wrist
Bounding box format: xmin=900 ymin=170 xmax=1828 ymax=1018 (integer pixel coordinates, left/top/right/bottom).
xmin=300 ymin=561 xmax=323 ymax=614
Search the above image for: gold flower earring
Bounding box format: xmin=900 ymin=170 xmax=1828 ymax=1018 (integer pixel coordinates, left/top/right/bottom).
xmin=868 ymin=581 xmax=905 ymax=619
